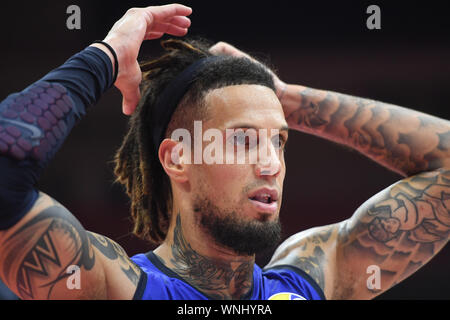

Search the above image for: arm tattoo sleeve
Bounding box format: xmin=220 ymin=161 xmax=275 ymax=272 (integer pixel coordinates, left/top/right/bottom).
xmin=267 ymin=224 xmax=339 ymax=296
xmin=285 ymin=87 xmax=450 ymax=176
xmin=88 ymin=232 xmax=141 ymax=287
xmin=276 ymin=86 xmax=449 ymax=298
xmin=339 ymin=168 xmax=449 ymax=297
xmin=269 ymin=169 xmax=448 ymax=299
xmin=288 ymin=226 xmax=335 ymax=290
xmin=0 ymin=193 xmax=140 ymax=299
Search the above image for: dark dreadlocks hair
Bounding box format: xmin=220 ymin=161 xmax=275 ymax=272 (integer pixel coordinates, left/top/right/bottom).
xmin=113 ymin=38 xmax=276 ymax=244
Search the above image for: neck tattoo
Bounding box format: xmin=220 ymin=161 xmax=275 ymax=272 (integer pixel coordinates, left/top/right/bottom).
xmin=164 ymin=214 xmax=254 ymax=300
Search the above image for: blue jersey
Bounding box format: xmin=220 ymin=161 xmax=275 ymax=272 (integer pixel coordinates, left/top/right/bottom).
xmin=131 ymin=251 xmax=325 ymax=300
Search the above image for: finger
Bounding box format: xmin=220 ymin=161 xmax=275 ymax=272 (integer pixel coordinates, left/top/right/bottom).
xmin=144 ymin=31 xmax=165 ymax=40
xmin=209 ymin=42 xmax=249 ymax=58
xmin=209 ymin=42 xmax=231 ymax=54
xmin=162 ymin=15 xmax=191 ymax=29
xmin=151 ymin=22 xmax=188 ymax=36
xmin=122 ymin=86 xmax=141 ymax=115
xmin=209 ymin=43 xmax=229 ymax=55
xmin=118 ymin=62 xmax=142 ymax=115
xmin=147 ymin=4 xmax=192 ymax=21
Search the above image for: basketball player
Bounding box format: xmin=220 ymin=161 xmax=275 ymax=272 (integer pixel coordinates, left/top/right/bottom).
xmin=0 ymin=4 xmax=448 ymax=300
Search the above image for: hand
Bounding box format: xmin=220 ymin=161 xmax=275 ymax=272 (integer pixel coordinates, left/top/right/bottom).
xmin=209 ymin=41 xmax=287 ymax=100
xmin=97 ymin=4 xmax=192 ymax=115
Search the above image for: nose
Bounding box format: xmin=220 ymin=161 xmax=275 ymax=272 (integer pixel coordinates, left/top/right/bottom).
xmin=255 ymin=135 xmax=282 ymax=178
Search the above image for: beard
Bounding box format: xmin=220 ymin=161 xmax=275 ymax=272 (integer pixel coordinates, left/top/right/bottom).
xmin=192 ymin=196 xmax=282 ymax=256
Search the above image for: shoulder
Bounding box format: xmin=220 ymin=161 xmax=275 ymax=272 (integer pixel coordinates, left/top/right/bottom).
xmin=265 ymin=222 xmax=343 ymax=299
xmin=0 ymin=192 xmax=141 ymax=299
xmin=261 ymin=264 xmax=326 ymax=300
xmin=129 ymin=252 xmax=207 ymax=300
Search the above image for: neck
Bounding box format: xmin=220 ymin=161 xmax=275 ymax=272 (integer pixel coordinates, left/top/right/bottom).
xmin=154 ymin=214 xmax=255 ymax=300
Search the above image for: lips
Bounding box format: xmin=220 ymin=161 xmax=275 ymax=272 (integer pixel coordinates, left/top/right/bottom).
xmin=248 ymin=187 xmax=279 ymax=213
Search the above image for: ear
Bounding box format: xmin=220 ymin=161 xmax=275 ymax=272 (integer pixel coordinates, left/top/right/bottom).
xmin=158 ymin=139 xmax=189 ymax=183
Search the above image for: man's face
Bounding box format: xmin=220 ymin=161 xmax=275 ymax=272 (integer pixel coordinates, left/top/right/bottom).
xmin=186 ymin=84 xmax=288 ymax=255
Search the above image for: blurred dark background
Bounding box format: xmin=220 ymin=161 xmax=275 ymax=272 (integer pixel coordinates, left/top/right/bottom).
xmin=0 ymin=0 xmax=449 ymax=299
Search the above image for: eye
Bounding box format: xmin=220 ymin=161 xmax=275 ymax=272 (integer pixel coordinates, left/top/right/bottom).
xmin=229 ymin=130 xmax=258 ymax=149
xmin=234 ymin=132 xmax=247 ymax=145
xmin=272 ymin=134 xmax=287 ymax=151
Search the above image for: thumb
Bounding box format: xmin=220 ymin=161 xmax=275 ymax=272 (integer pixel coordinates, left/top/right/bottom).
xmin=121 ymin=86 xmax=141 ymax=115
xmin=116 ymin=61 xmax=142 ymax=115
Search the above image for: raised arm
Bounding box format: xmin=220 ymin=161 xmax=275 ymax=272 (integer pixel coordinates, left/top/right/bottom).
xmin=271 ymin=84 xmax=450 ymax=299
xmin=267 ymin=167 xmax=449 ymax=299
xmin=0 ymin=4 xmax=192 ymax=299
xmin=278 ymin=83 xmax=450 ymax=176
xmin=211 ymin=41 xmax=450 ymax=299
xmin=210 ymin=41 xmax=450 ymax=176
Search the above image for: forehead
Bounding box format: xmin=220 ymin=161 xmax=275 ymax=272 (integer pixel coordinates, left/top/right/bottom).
xmin=203 ymin=84 xmax=287 ymax=130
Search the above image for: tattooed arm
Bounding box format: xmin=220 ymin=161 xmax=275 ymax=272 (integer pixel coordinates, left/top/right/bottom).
xmin=267 ymin=168 xmax=449 ymax=299
xmin=267 ymin=84 xmax=450 ymax=299
xmin=0 ymin=4 xmax=193 ymax=299
xmin=210 ymin=41 xmax=450 ymax=173
xmin=280 ymin=84 xmax=450 ymax=175
xmin=0 ymin=192 xmax=141 ymax=299
xmin=210 ymin=41 xmax=449 ymax=299
xmin=335 ymin=168 xmax=449 ymax=299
